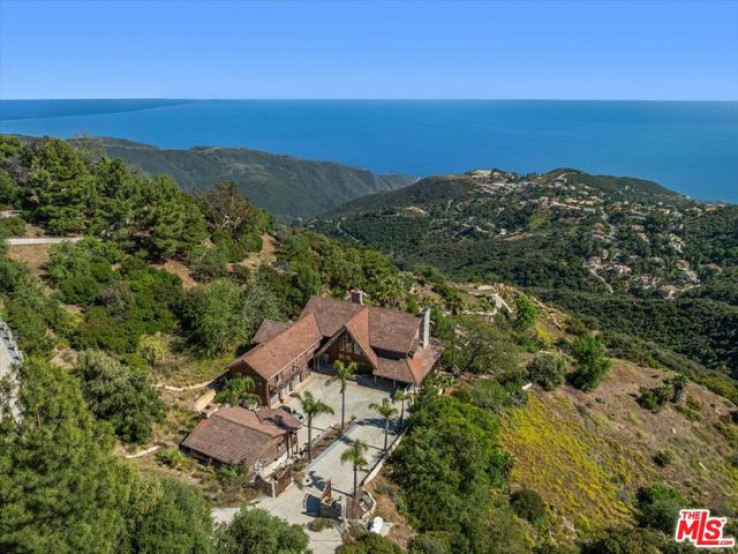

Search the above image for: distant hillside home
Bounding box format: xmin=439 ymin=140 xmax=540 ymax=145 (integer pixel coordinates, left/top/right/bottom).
xmin=227 ymin=291 xmax=445 ymax=407
xmin=181 ymin=406 xmax=302 ymax=474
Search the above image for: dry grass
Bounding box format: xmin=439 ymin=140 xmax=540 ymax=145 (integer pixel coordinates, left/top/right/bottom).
xmin=499 ymin=360 xmax=738 ymax=539
xmin=235 ymin=233 xmax=277 ymax=271
xmin=155 ymin=260 xmax=198 ymax=290
xmin=6 ymin=244 xmax=53 ymax=276
xmin=365 ymin=476 xmax=415 ymax=549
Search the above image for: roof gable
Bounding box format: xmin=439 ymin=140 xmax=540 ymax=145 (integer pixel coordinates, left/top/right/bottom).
xmin=344 ymin=309 xmax=379 ymax=369
xmin=181 ymin=406 xmax=301 ymax=466
xmin=300 ymin=296 xmax=421 ymax=355
xmin=233 ymin=314 xmax=322 ymax=380
xmin=300 ymin=296 xmax=364 ymax=338
xmin=252 ymin=320 xmax=292 ymax=344
xmin=368 ymin=307 xmax=421 ymax=354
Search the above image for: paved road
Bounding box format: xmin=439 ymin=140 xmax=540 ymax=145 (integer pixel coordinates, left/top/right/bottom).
xmin=5 ymin=237 xmax=82 ymax=246
xmin=0 ymin=322 xmax=22 ymax=421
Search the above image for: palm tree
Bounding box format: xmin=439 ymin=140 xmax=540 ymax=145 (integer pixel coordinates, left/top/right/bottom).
xmin=329 ymin=360 xmax=357 ymax=432
xmin=392 ymin=388 xmax=412 ymax=429
xmin=291 ymin=391 xmax=334 ymax=462
xmin=375 ymin=275 xmax=404 ymax=309
xmin=216 ymin=376 xmax=260 ymax=407
xmin=369 ymin=398 xmax=399 ymax=452
xmin=340 ymin=439 xmax=369 ymax=504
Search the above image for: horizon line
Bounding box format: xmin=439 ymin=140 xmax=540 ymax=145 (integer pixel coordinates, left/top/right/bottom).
xmin=2 ymin=97 xmax=737 ymax=103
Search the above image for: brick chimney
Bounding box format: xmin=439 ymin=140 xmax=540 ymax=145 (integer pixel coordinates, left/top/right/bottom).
xmin=420 ymin=308 xmax=431 ymax=349
xmin=350 ymin=289 xmax=365 ymax=305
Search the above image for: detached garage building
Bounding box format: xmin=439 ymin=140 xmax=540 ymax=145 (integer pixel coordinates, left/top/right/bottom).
xmin=180 ymin=406 xmax=302 ymax=475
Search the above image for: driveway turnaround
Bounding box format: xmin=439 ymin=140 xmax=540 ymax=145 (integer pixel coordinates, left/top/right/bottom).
xmin=215 ymin=372 xmax=398 ymax=554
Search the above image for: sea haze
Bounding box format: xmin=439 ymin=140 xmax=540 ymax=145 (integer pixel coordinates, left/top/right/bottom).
xmin=0 ymin=99 xmax=736 ymax=203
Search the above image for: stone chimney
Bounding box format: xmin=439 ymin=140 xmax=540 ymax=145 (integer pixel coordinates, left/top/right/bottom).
xmin=350 ymin=289 xmax=365 ymax=305
xmin=420 ymin=308 xmax=431 ymax=349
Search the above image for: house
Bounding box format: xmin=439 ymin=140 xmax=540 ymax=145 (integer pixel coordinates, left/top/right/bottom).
xmin=227 ymin=291 xmax=445 ymax=407
xmin=181 ymin=406 xmax=302 ymax=475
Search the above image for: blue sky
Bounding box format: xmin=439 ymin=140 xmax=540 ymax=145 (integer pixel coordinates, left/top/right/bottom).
xmin=1 ymin=0 xmax=736 ymax=100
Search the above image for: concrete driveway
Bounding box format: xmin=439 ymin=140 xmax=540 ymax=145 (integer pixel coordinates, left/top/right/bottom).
xmin=283 ymin=372 xmax=395 ymax=457
xmin=217 ymin=372 xmax=399 ymax=554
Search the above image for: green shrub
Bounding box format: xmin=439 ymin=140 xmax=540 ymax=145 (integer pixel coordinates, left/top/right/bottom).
xmin=0 ymin=216 xmax=25 ymax=237
xmin=338 ymin=533 xmax=404 ymax=554
xmin=0 ymin=169 xmax=19 ymax=207
xmin=685 ymin=395 xmax=702 ymax=412
xmin=5 ymin=300 xmax=54 ymax=354
xmin=77 ymin=350 xmax=165 ymax=443
xmin=639 ymin=376 xmax=693 ymax=414
xmin=582 ymin=526 xmax=664 ymax=554
xmin=652 ymin=451 xmax=672 ymax=468
xmin=157 ymin=447 xmax=186 ymax=469
xmin=75 ymin=306 xmax=141 ymax=354
xmin=59 ymin=275 xmax=101 ymax=305
xmin=308 ymin=518 xmax=334 ymax=533
xmin=137 ymin=335 xmax=167 ymax=367
xmin=510 ymin=488 xmax=546 ymax=523
xmin=215 ymin=506 xmax=309 ymax=554
xmin=190 ymin=247 xmax=229 ymax=283
xmin=469 ymin=379 xmax=511 ymax=413
xmin=514 ymin=295 xmax=539 ymax=332
xmin=527 ymin=352 xmax=566 ymax=391
xmin=636 ymin=484 xmax=686 ymax=534
xmin=637 ymin=385 xmax=673 ymax=413
xmin=410 ymin=534 xmax=452 ymax=554
xmin=216 ymin=377 xmax=260 ymax=407
xmin=130 ymin=478 xmax=214 ymax=554
xmin=569 ymin=334 xmax=610 ymax=391
xmin=180 ymin=278 xmax=247 ymax=357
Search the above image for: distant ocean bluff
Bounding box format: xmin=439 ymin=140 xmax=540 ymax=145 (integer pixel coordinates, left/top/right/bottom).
xmin=1 ymin=99 xmax=736 ymax=203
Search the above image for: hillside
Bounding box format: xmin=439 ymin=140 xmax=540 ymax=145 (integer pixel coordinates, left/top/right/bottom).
xmin=2 ymin=136 xmax=737 ymax=553
xmin=81 ymin=137 xmax=415 ymax=220
xmin=500 ymin=362 xmax=738 ymax=535
xmin=309 ymin=169 xmax=738 ymax=381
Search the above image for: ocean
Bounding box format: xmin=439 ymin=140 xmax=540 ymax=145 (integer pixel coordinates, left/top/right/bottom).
xmin=0 ymin=99 xmax=736 ymax=203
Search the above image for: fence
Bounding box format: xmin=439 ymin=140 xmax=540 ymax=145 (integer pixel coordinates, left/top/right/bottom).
xmin=254 ymin=466 xmax=294 ymax=498
xmin=360 ymin=423 xmax=407 ymax=488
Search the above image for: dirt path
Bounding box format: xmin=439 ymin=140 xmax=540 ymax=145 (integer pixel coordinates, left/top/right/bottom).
xmin=5 ymin=237 xmax=82 ymax=246
xmin=588 ymin=268 xmax=614 ymax=294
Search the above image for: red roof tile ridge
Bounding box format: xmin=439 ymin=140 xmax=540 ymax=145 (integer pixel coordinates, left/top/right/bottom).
xmin=344 ymin=309 xmax=379 ymax=369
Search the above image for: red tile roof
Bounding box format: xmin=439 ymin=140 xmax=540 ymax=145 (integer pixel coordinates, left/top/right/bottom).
xmin=374 ymin=357 xmax=415 ymax=383
xmin=252 ymin=320 xmax=292 ymax=344
xmin=374 ymin=339 xmax=444 ymax=385
xmin=367 ymin=307 xmax=421 ymax=354
xmin=217 ymin=406 xmax=303 ymax=435
xmin=300 ymin=297 xmax=421 ymax=355
xmin=344 ymin=309 xmax=378 ymax=369
xmin=231 ymin=296 xmax=442 ymax=386
xmin=408 ymin=338 xmax=445 ymax=383
xmin=301 ymin=297 xmax=364 ymax=337
xmin=181 ymin=407 xmax=301 ymax=466
xmin=229 ymin=314 xmax=321 ymax=381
